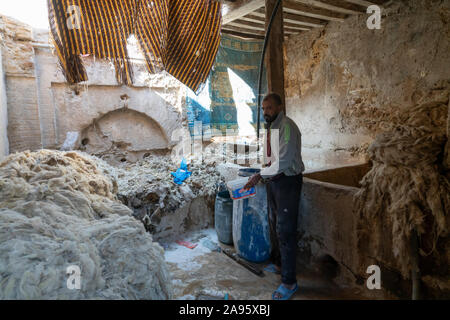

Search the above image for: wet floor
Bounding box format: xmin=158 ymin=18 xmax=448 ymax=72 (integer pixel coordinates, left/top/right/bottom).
xmin=160 ymin=228 xmax=370 ymax=300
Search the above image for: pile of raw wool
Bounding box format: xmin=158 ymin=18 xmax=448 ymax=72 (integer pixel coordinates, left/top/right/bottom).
xmin=102 ymin=153 xmax=225 ymax=227
xmin=355 ymin=90 xmax=450 ymax=278
xmin=0 ymin=150 xmax=172 ymax=299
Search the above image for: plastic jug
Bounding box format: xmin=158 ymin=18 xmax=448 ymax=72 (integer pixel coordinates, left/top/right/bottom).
xmin=226 ymin=178 xmax=256 ymax=200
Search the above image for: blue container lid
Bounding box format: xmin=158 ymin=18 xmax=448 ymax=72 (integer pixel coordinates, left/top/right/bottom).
xmin=238 ymin=168 xmax=261 ymax=177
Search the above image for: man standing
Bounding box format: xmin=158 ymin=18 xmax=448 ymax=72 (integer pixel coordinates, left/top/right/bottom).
xmin=244 ymin=93 xmax=305 ymax=300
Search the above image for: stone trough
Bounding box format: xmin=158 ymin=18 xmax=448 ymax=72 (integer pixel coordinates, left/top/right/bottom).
xmin=298 ymin=163 xmax=372 ymax=286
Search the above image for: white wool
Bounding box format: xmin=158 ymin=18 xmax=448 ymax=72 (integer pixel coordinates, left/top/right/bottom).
xmin=0 ymin=150 xmax=172 ymax=299
xmin=90 ymin=151 xmax=226 ymax=232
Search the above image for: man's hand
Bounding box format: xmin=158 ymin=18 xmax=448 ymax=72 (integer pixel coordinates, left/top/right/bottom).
xmin=243 ymin=173 xmax=261 ymax=190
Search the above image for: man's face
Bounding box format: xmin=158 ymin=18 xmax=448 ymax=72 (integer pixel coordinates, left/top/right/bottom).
xmin=262 ymin=99 xmax=282 ymax=123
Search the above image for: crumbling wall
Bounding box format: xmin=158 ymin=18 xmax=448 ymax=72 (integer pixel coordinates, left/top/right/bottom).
xmin=0 ymin=34 xmax=8 ymax=159
xmin=284 ymin=0 xmax=450 ymax=170
xmin=285 ymin=0 xmax=450 ymax=298
xmin=0 ymin=16 xmax=42 ymax=153
xmin=0 ymin=150 xmax=172 ymax=299
xmin=0 ymin=15 xmax=186 ymax=160
xmin=79 ymin=108 xmax=169 ymax=163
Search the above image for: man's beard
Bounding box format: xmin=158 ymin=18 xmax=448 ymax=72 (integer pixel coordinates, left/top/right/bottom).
xmin=264 ymin=114 xmax=277 ymax=123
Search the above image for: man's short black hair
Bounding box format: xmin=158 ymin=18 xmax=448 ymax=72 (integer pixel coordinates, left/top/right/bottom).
xmin=263 ymin=93 xmax=282 ymax=106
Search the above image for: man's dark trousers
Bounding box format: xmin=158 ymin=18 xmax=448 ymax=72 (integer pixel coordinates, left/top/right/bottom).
xmin=266 ymin=173 xmax=303 ymax=285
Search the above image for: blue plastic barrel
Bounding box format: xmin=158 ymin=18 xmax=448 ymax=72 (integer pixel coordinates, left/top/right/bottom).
xmin=232 ymin=168 xmax=271 ymax=262
xmin=215 ymin=191 xmax=234 ymax=245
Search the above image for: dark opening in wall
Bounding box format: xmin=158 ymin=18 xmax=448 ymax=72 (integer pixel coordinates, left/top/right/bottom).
xmin=316 ymin=254 xmax=340 ymax=281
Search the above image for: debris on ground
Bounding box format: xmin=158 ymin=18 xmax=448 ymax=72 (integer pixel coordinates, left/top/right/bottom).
xmin=95 ymin=152 xmax=227 ymax=232
xmin=176 ymin=240 xmax=198 ymax=249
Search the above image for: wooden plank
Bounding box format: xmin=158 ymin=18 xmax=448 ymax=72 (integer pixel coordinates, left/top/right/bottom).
xmin=241 ymin=14 xmax=312 ymax=30
xmin=291 ymin=0 xmax=366 ymax=14
xmin=284 ymin=28 xmax=303 ymax=34
xmin=283 ymin=0 xmax=347 ymax=22
xmin=283 ymin=11 xmax=328 ymax=27
xmin=230 ymin=20 xmax=304 ymax=35
xmin=345 ymin=0 xmax=390 ymax=7
xmin=264 ymin=0 xmax=286 ymax=113
xmin=240 ymin=13 xmax=266 ymax=23
xmin=221 ymin=30 xmax=265 ymax=39
xmin=254 ymin=8 xmax=327 ymax=27
xmin=229 ymin=20 xmax=266 ymax=31
xmin=222 ymin=0 xmax=265 ymax=25
xmin=367 ymin=0 xmax=391 ymax=5
xmin=222 ymin=24 xmax=266 ymax=35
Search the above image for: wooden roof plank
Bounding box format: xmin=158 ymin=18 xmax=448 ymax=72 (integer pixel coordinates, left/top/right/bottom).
xmin=241 ymin=14 xmax=312 ymax=30
xmin=290 ymin=0 xmax=366 ymax=14
xmin=345 ymin=0 xmax=390 ymax=7
xmin=229 ymin=20 xmax=266 ymax=31
xmin=222 ymin=0 xmax=265 ymax=25
xmin=222 ymin=24 xmax=266 ymax=35
xmin=221 ymin=29 xmax=265 ymax=40
xmin=283 ymin=0 xmax=347 ymax=22
xmin=253 ymin=8 xmax=327 ymax=28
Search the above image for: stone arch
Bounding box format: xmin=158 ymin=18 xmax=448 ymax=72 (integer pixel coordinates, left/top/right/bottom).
xmin=79 ymin=108 xmax=169 ymax=161
xmin=53 ymin=84 xmax=183 ymax=156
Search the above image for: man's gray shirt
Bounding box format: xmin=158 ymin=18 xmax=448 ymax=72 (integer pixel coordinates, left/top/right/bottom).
xmin=260 ymin=111 xmax=305 ymax=179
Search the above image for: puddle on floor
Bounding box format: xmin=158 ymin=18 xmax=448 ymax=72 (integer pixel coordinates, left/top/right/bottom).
xmin=160 ymin=228 xmax=368 ymax=300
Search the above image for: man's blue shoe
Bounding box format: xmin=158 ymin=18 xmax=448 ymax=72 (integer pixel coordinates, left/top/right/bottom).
xmin=272 ymin=283 xmax=299 ymax=300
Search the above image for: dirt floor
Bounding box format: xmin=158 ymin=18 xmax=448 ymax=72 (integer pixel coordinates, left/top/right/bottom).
xmin=160 ymin=228 xmax=369 ymax=300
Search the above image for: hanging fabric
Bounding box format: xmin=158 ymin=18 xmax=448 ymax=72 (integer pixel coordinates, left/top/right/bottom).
xmin=48 ymin=0 xmax=222 ymax=92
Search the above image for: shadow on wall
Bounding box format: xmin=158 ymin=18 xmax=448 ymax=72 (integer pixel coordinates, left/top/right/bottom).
xmin=79 ymin=108 xmax=169 ymax=164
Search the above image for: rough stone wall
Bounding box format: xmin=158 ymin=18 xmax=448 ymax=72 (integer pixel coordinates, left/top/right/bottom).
xmin=0 ymin=15 xmax=186 ymax=161
xmin=0 ymin=37 xmax=8 ymax=160
xmin=446 ymin=99 xmax=450 ymax=170
xmin=284 ymin=0 xmax=450 ymax=170
xmin=0 ymin=16 xmax=41 ymax=154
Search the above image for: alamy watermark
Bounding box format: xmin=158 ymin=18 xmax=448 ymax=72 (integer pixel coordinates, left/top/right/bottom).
xmin=367 ymin=5 xmax=382 ymax=30
xmin=66 ymin=4 xmax=382 ymax=31
xmin=169 ymin=121 xmax=281 ymax=173
xmin=66 ymin=265 xmax=81 ymax=290
xmin=366 ymin=265 xmax=381 ymax=290
xmin=66 ymin=5 xmax=82 ymax=30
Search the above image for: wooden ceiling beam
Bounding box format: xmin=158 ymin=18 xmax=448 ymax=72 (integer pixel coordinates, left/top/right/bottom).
xmin=291 ymin=0 xmax=366 ymax=14
xmin=230 ymin=19 xmax=306 ymax=33
xmin=283 ymin=1 xmax=347 ymax=22
xmin=241 ymin=14 xmax=312 ymax=30
xmin=345 ymin=0 xmax=390 ymax=7
xmin=229 ymin=20 xmax=266 ymax=31
xmin=283 ymin=11 xmax=328 ymax=27
xmin=254 ymin=8 xmax=327 ymax=28
xmin=222 ymin=0 xmax=265 ymax=25
xmin=221 ymin=29 xmax=265 ymax=39
xmin=222 ymin=24 xmax=266 ymax=35
xmin=284 ymin=27 xmax=304 ymax=34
